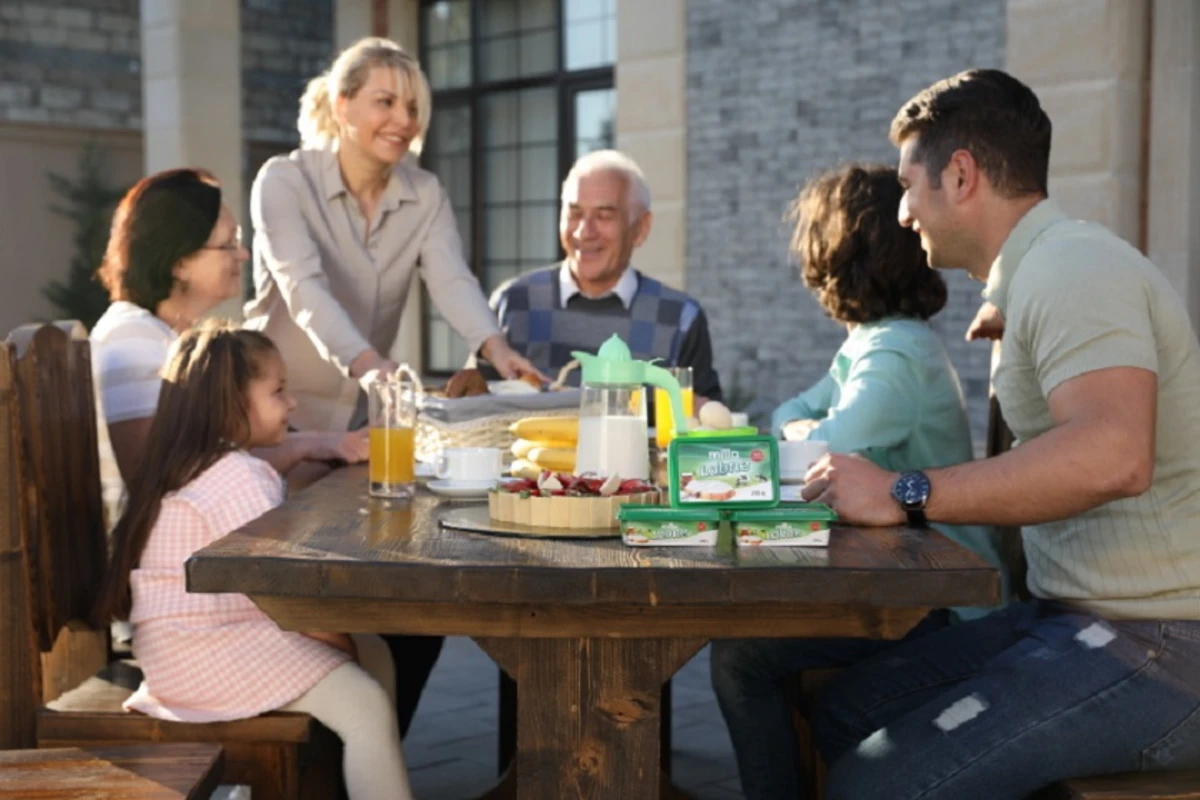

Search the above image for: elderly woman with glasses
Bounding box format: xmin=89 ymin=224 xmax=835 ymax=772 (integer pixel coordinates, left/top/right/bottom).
xmin=90 ymin=168 xmax=369 ymax=530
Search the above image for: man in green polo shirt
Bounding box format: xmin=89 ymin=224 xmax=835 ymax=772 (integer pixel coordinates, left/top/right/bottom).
xmin=802 ymin=68 xmax=1200 ymax=799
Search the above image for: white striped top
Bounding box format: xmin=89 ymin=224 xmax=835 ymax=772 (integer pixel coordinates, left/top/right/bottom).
xmin=90 ymin=301 xmax=177 ymax=527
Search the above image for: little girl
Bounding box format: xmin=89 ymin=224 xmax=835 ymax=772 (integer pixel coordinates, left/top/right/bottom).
xmin=92 ymin=320 xmax=413 ymax=800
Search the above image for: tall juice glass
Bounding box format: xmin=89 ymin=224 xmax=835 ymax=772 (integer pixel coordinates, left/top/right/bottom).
xmin=654 ymin=366 xmax=694 ymax=449
xmin=368 ymin=373 xmax=418 ymax=498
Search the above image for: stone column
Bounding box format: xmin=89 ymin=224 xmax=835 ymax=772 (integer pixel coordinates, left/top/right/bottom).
xmin=1007 ymin=0 xmax=1148 ymax=247
xmin=140 ymin=0 xmax=243 ymax=317
xmin=615 ymin=0 xmax=687 ymax=290
xmin=1146 ymin=0 xmax=1200 ymax=327
xmin=335 ymin=0 xmax=419 ymax=52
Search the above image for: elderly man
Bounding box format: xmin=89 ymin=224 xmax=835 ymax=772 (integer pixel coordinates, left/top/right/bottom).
xmin=803 ymin=68 xmax=1200 ymax=799
xmin=488 ymin=149 xmax=722 ymax=401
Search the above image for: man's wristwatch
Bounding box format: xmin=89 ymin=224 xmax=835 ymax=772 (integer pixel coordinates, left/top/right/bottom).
xmin=891 ymin=471 xmax=931 ymax=528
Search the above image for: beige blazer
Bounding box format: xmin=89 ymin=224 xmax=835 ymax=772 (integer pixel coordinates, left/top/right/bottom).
xmin=245 ymin=147 xmax=499 ymax=431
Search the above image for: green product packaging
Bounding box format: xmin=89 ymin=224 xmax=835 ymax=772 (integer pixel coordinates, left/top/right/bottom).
xmin=729 ymin=504 xmax=837 ymax=547
xmin=618 ymin=504 xmax=722 ymax=546
xmin=666 ymin=433 xmax=779 ymax=509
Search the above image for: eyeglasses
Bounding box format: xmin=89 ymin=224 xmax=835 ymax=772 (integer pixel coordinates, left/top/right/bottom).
xmin=201 ymin=227 xmax=244 ymax=252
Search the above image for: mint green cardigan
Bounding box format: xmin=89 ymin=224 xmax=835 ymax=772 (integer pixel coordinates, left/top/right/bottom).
xmin=772 ymin=317 xmax=1009 ymax=619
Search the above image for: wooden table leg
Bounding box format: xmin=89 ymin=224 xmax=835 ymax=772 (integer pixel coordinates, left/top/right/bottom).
xmin=476 ymin=637 xmax=704 ymax=800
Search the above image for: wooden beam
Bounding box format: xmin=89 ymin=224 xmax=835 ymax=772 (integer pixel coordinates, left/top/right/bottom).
xmin=371 ymin=0 xmax=388 ymax=37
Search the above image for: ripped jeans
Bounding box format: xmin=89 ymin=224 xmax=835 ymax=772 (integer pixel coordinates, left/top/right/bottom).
xmin=811 ymin=600 xmax=1200 ymax=800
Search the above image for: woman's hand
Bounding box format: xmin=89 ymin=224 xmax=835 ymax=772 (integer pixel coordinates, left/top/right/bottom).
xmin=966 ymin=302 xmax=1005 ymax=341
xmin=302 ymin=631 xmax=358 ymax=661
xmin=781 ymin=418 xmax=820 ymax=440
xmin=349 ymin=348 xmax=399 ymax=381
xmin=480 ymin=335 xmax=549 ymax=384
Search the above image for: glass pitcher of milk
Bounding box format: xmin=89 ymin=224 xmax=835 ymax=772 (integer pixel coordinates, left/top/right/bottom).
xmin=572 ymin=335 xmax=688 ymax=481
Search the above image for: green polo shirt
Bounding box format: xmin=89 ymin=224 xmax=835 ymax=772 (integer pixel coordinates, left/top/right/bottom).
xmin=985 ymin=199 xmax=1200 ymax=620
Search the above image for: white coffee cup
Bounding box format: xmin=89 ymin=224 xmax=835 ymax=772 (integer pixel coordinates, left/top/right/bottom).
xmin=778 ymin=440 xmax=830 ymax=483
xmin=436 ymin=447 xmax=503 ymax=484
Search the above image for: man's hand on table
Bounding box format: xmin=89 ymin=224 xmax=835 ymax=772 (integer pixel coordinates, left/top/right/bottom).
xmin=800 ymin=453 xmax=904 ymax=526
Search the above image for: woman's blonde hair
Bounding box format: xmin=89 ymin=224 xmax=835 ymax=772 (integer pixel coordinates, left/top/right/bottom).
xmin=298 ymin=37 xmax=432 ymax=153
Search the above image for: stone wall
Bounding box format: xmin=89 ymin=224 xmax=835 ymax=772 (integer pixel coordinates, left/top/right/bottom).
xmin=0 ymin=0 xmax=334 ymax=144
xmin=0 ymin=0 xmax=142 ymax=130
xmin=686 ymin=0 xmax=1006 ymax=443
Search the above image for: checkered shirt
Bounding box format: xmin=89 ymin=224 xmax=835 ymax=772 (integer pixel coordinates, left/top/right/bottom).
xmin=124 ymin=450 xmax=349 ymax=723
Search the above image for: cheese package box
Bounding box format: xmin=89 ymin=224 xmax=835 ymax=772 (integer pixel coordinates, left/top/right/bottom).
xmin=618 ymin=505 xmax=721 ymax=546
xmin=666 ymin=431 xmax=779 ymax=509
xmin=729 ymin=504 xmax=837 ymax=547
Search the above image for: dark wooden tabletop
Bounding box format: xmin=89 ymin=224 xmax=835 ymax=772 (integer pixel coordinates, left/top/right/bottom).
xmin=187 ymin=464 xmax=998 ymax=613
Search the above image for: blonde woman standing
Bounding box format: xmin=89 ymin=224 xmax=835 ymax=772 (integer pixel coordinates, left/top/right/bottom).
xmin=246 ymin=37 xmax=542 ymax=433
xmin=246 ymin=36 xmax=535 ymax=737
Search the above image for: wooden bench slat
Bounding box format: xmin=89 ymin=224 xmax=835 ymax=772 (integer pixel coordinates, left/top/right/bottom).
xmin=0 ymin=742 xmax=223 ymax=799
xmin=1050 ymin=771 xmax=1200 ymax=800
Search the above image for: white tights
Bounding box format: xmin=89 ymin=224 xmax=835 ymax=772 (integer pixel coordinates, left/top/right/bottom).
xmin=282 ymin=634 xmax=413 ymax=800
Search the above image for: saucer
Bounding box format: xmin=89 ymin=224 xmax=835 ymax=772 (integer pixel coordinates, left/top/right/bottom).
xmin=427 ymin=479 xmax=496 ymax=499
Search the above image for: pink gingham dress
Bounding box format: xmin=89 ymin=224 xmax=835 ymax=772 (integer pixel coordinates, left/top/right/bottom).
xmin=124 ymin=450 xmax=349 ymax=723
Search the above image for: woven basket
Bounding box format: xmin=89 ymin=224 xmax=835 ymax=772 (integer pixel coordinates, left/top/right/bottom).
xmin=414 ymin=404 xmax=577 ymax=464
xmin=408 ymin=360 xmax=582 ymax=464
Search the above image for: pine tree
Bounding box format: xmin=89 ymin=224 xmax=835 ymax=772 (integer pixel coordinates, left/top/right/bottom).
xmin=42 ymin=142 xmax=128 ymax=329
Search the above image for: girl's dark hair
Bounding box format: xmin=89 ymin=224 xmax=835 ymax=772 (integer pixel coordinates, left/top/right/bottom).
xmin=788 ymin=163 xmax=947 ymax=324
xmin=97 ymin=168 xmax=222 ymax=311
xmin=92 ymin=320 xmax=279 ymax=624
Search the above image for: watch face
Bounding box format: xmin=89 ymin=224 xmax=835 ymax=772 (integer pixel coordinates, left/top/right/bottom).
xmin=894 ymin=472 xmax=930 ymax=507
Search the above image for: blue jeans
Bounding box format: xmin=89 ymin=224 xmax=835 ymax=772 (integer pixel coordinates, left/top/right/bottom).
xmin=812 ymin=601 xmax=1200 ymax=800
xmin=710 ymin=610 xmax=954 ymax=800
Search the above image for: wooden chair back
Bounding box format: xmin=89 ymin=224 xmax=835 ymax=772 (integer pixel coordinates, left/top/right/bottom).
xmin=0 ymin=321 xmax=109 ymax=748
xmin=986 ymin=341 xmax=1028 ymax=600
xmin=6 ymin=322 xmax=108 ymax=652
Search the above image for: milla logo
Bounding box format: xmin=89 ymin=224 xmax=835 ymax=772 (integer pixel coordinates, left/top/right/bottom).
xmin=698 ymin=447 xmax=752 ymax=478
xmin=657 ymin=523 xmax=695 ymax=539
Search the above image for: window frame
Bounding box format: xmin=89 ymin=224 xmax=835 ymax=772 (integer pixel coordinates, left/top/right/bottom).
xmin=418 ymin=0 xmax=614 ymax=377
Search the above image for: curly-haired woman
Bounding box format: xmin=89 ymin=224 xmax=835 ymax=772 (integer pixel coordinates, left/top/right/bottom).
xmin=710 ymin=163 xmax=1009 ymax=800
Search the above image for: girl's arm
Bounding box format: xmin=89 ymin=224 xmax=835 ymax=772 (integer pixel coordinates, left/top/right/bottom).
xmin=251 ymin=429 xmax=370 ymax=476
xmin=302 ymin=631 xmax=358 ymax=660
xmin=804 ymin=350 xmax=921 ymax=454
xmin=771 ymin=373 xmax=836 ymax=438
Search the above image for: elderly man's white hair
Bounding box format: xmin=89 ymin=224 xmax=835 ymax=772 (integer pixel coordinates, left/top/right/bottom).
xmin=561 ymin=149 xmax=652 ymax=221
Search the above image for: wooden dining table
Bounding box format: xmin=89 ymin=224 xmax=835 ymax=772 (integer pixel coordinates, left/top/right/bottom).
xmin=186 ymin=464 xmax=999 ymax=800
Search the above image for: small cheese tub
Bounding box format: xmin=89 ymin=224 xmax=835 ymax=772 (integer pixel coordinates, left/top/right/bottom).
xmin=618 ymin=505 xmax=721 ymax=546
xmin=730 ymin=504 xmax=837 ymax=547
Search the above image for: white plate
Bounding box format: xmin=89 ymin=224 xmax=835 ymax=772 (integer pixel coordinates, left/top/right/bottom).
xmin=488 ymin=379 xmax=539 ymax=395
xmin=427 ymin=479 xmax=496 ymax=499
xmin=780 ymin=484 xmax=808 ymax=502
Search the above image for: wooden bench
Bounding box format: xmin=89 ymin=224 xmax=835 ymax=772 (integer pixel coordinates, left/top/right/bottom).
xmin=0 ymin=742 xmax=223 ymax=799
xmin=0 ymin=322 xmax=344 ymax=800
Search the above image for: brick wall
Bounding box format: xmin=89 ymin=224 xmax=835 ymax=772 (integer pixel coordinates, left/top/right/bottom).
xmin=242 ymin=0 xmax=335 ymax=144
xmin=0 ymin=0 xmax=333 ymax=144
xmin=685 ymin=0 xmax=1005 ymax=443
xmin=0 ymin=0 xmax=142 ymax=130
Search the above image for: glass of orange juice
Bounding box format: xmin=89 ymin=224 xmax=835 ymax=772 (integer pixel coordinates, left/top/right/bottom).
xmin=654 ymin=366 xmax=694 ymax=450
xmin=368 ymin=373 xmax=418 ymax=499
